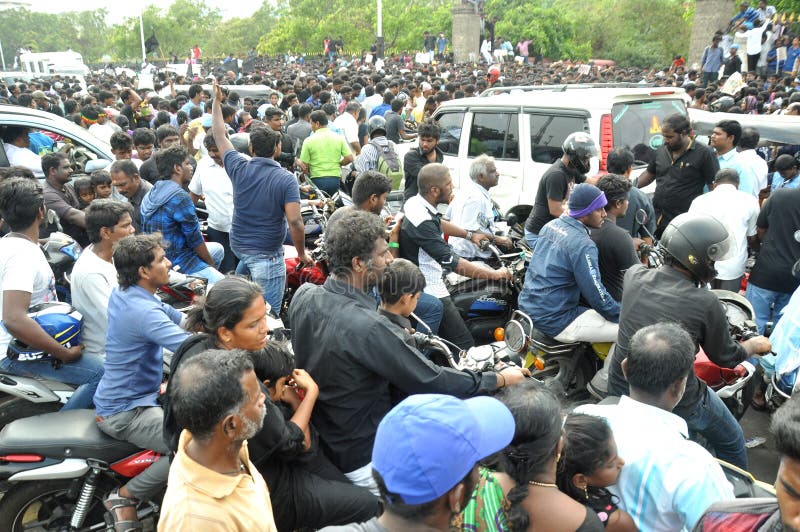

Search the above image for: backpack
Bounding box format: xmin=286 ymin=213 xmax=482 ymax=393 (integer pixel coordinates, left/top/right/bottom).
xmin=369 ymin=140 xmax=404 ymax=190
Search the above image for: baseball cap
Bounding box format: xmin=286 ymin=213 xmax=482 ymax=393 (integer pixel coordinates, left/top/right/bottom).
xmin=730 ymin=43 xmax=740 ymax=50
xmin=31 ymin=90 xmax=50 ymax=101
xmin=372 ymin=394 xmax=515 ymax=505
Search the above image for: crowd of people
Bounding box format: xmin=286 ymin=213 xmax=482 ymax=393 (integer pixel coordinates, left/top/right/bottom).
xmin=1 ymin=3 xmax=800 ymax=529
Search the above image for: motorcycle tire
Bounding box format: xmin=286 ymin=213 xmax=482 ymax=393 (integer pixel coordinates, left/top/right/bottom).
xmin=0 ymin=478 xmax=107 ymax=531
xmin=723 ymin=371 xmax=759 ymax=421
xmin=530 ymin=352 xmax=597 ymax=403
xmin=0 ymin=397 xmax=61 ymax=432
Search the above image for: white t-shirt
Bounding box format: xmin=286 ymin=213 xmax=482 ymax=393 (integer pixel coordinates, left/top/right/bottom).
xmin=332 ymin=112 xmax=359 ymax=147
xmin=0 ymin=236 xmax=57 ymax=359
xmin=688 ymin=184 xmax=759 ymax=280
xmin=3 ymin=143 xmax=43 ymax=177
xmin=188 ymin=156 xmax=234 ymax=233
xmin=70 ymin=245 xmax=117 ymax=358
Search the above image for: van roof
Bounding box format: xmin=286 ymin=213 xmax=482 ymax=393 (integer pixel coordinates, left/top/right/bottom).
xmin=439 ymin=85 xmax=686 ymax=113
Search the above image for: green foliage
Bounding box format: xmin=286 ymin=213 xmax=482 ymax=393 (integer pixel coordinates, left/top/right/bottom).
xmin=258 ymin=0 xmax=452 ymax=55
xmin=0 ymin=0 xmax=694 ymax=68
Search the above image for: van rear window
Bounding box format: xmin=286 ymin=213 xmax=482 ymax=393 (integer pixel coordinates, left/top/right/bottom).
xmin=611 ymin=100 xmax=687 ymax=163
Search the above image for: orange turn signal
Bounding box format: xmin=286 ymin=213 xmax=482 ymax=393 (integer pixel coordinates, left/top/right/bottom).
xmin=494 ymin=328 xmax=505 ymax=342
xmin=533 ymin=357 xmax=545 ymax=371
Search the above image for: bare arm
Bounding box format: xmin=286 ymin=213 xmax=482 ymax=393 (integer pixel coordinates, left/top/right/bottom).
xmin=547 ymin=198 xmax=565 ymax=218
xmin=3 ymin=291 xmax=83 ymax=362
xmin=349 ymin=141 xmax=361 ymax=155
xmin=62 ymin=207 xmax=86 ymax=229
xmin=211 ymin=81 xmax=235 ymax=154
xmin=284 ymin=370 xmax=319 ymax=449
xmin=296 ymin=159 xmax=309 ymax=175
xmin=189 ymin=192 xmax=202 ymax=205
xmin=339 ymin=153 xmax=354 ymax=166
xmin=193 ymin=242 xmax=216 ymax=268
xmin=637 ymin=169 xmax=655 ymax=188
xmin=285 ymin=201 xmax=313 ymax=265
xmin=454 ymin=257 xmax=510 ymax=281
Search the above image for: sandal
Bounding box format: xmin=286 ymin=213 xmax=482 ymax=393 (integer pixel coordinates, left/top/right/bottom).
xmin=103 ymin=489 xmax=142 ymax=532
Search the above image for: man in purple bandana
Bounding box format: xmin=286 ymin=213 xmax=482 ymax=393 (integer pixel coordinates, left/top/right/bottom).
xmin=518 ymin=183 xmax=620 ymax=343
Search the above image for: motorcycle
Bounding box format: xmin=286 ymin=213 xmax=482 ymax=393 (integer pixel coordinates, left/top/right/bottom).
xmin=445 ymin=236 xmax=530 ymax=345
xmin=42 ymin=232 xmax=81 ymax=304
xmin=156 ymin=268 xmax=208 ymax=312
xmin=502 ymin=309 xmax=609 ymax=402
xmin=0 ymin=409 xmax=161 ymax=530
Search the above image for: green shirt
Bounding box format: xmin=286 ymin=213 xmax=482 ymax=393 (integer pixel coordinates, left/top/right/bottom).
xmin=299 ymin=127 xmax=351 ymax=178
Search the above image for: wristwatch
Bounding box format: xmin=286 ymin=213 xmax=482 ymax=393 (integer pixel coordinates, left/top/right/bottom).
xmin=466 ymin=230 xmax=474 ymax=240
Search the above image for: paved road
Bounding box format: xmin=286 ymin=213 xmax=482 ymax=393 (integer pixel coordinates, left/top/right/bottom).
xmin=741 ymin=405 xmax=780 ymax=485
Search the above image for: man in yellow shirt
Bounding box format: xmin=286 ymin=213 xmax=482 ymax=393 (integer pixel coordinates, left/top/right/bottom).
xmin=297 ymin=109 xmax=353 ymax=197
xmin=158 ymin=349 xmax=277 ymax=531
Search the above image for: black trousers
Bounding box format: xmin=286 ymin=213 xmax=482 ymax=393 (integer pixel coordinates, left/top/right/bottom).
xmin=206 ymin=226 xmax=238 ymax=274
xmin=439 ymin=296 xmax=475 ymax=350
xmin=747 ymin=53 xmax=759 ymax=72
xmin=260 ymin=451 xmax=381 ymax=532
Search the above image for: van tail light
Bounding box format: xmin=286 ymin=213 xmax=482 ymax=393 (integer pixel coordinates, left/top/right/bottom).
xmin=600 ymin=113 xmax=613 ymax=172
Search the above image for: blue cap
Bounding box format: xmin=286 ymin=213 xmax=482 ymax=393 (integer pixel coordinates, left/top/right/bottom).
xmin=372 ymin=394 xmax=515 ymax=505
xmin=201 ymin=114 xmax=213 ymax=128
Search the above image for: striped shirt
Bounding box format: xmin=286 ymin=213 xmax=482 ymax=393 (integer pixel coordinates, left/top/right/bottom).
xmin=576 ymin=396 xmax=733 ymax=532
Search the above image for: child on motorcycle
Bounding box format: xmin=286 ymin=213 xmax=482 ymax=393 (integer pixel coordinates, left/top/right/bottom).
xmin=377 ymin=258 xmax=427 ymax=348
xmin=557 ymin=413 xmax=637 ymax=532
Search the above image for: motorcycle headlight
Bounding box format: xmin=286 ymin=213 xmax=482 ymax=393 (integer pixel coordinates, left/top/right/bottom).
xmin=504 ymin=319 xmax=527 ymax=354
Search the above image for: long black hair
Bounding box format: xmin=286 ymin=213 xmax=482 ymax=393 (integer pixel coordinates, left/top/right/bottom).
xmin=483 ymin=380 xmax=563 ymax=531
xmin=185 ymin=275 xmax=263 ymax=339
xmin=556 ymin=413 xmax=614 ymax=501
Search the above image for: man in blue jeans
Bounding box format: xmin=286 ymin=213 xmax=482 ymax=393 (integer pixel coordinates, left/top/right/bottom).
xmin=746 ymin=187 xmax=800 ymax=334
xmin=140 ymin=145 xmax=225 ymax=284
xmin=211 ymin=81 xmax=312 ymax=312
xmin=0 ymin=177 xmax=103 ymax=410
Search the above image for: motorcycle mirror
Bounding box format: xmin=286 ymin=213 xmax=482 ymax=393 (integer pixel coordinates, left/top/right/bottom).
xmin=505 ymin=212 xmax=518 ymax=226
xmin=795 ymin=230 xmax=800 ymax=243
xmin=793 ymin=258 xmax=800 ymax=279
xmin=409 ymin=312 xmax=432 ymax=335
xmin=635 ymin=209 xmax=647 ymax=225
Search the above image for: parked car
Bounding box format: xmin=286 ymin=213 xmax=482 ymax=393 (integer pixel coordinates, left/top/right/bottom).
xmin=404 ymin=84 xmax=688 ymax=218
xmin=0 ymin=104 xmax=114 ymax=174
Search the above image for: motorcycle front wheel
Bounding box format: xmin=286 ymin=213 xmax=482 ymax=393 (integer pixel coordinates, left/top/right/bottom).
xmin=0 ymin=479 xmax=107 ymax=531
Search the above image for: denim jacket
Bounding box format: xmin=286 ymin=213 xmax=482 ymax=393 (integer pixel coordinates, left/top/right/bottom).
xmin=518 ymin=215 xmax=620 ymax=337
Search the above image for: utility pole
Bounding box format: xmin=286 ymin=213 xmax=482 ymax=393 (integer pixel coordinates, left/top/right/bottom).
xmin=139 ymin=11 xmax=146 ymax=63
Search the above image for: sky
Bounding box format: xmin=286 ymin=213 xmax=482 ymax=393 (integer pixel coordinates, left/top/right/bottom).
xmin=22 ymin=0 xmax=267 ymax=21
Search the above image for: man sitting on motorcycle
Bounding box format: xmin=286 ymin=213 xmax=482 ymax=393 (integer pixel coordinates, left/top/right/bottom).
xmin=93 ymin=233 xmax=189 ymax=530
xmin=590 ymin=174 xmax=639 ymax=302
xmin=606 ymin=213 xmax=772 ymax=470
xmin=330 ymin=170 xmax=444 ymax=335
xmin=399 ymin=163 xmax=512 ymax=350
xmin=518 ymin=183 xmax=620 ymax=343
xmin=71 ymin=200 xmax=135 ymax=361
xmin=446 ymin=154 xmax=513 ymax=262
xmin=0 ymin=177 xmax=103 ymax=410
xmin=289 ymin=209 xmax=527 ymax=493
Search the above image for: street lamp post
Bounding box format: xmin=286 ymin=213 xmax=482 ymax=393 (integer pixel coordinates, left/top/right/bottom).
xmin=376 ymin=0 xmax=384 ymax=59
xmin=0 ymin=38 xmax=6 ymax=71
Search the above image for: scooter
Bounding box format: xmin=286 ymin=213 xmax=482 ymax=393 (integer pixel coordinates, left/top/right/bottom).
xmin=0 ymin=409 xmax=161 ymax=530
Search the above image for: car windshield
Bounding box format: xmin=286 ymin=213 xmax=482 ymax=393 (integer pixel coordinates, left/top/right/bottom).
xmin=611 ymin=99 xmax=687 ymax=164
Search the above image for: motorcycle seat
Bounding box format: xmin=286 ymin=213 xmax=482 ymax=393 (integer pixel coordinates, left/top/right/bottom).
xmin=529 ymin=327 xmax=581 ymax=351
xmin=0 ymin=409 xmax=142 ymax=463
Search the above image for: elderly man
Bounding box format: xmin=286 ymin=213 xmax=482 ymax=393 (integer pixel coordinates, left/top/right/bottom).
xmin=447 ymin=154 xmax=512 ymax=261
xmin=159 ymin=349 xmax=277 ymax=531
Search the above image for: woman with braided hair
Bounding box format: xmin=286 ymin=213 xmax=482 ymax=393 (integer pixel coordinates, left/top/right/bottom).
xmin=460 ymin=380 xmax=604 ymax=531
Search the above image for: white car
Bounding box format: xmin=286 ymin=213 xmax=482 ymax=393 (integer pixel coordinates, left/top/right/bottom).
xmin=406 ymin=85 xmax=689 ymax=218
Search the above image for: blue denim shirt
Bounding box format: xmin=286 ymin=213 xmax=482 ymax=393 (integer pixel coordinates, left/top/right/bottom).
xmin=518 ymin=215 xmax=620 ymax=337
xmin=94 ymin=285 xmax=189 ymax=417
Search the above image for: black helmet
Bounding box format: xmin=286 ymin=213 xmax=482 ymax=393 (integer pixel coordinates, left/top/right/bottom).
xmin=562 ymin=132 xmax=598 ymax=174
xmin=229 ymin=133 xmax=250 ymax=154
xmin=367 ymin=115 xmax=387 ymax=137
xmin=710 ymin=95 xmax=735 ymax=112
xmin=660 ymin=213 xmax=733 ymax=284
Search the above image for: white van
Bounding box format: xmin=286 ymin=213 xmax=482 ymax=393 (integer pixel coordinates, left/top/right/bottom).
xmin=424 ymin=84 xmax=688 ymax=218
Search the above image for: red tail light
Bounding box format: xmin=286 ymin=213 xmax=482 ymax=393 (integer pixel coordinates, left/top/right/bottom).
xmin=0 ymin=454 xmax=44 ymax=462
xmin=600 ymin=113 xmax=613 ymax=172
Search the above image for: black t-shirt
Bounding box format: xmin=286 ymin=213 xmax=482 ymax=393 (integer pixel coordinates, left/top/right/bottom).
xmin=139 ymin=156 xmax=158 ymax=184
xmin=589 ymin=217 xmax=639 ymax=302
xmin=648 ymin=141 xmax=718 ymax=227
xmin=524 ymin=160 xmax=584 ymax=234
xmin=608 ymin=265 xmax=747 ymax=418
xmin=749 ymin=188 xmax=800 ymax=294
xmin=384 ymin=111 xmax=405 ymax=143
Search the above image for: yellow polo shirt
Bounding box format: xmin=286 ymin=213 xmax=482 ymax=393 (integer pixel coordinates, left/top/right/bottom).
xmin=158 ymin=430 xmax=277 ymax=531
